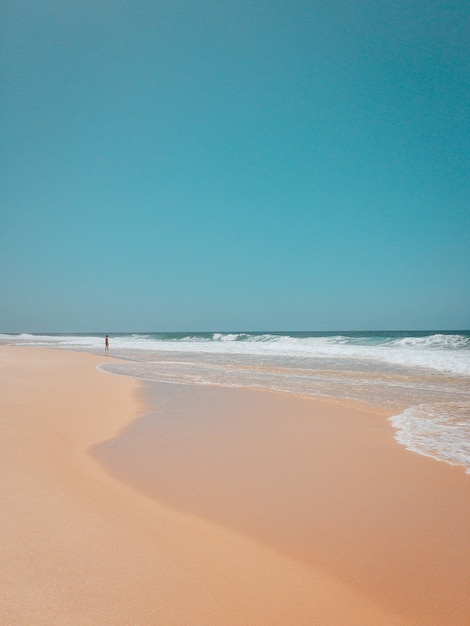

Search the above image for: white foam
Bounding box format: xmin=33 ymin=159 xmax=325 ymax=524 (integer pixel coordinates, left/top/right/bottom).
xmin=131 ymin=334 xmax=470 ymax=375
xmin=3 ymin=332 xmax=469 ymax=375
xmin=389 ymin=403 xmax=470 ymax=472
xmin=388 ymin=333 xmax=470 ymax=350
xmin=0 ymin=333 xmax=105 ymax=349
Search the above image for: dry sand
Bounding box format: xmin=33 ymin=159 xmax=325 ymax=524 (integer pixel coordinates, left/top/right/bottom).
xmin=1 ymin=346 xmax=469 ymax=625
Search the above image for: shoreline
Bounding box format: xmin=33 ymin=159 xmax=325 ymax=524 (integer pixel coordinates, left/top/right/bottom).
xmin=1 ymin=345 xmax=469 ymax=624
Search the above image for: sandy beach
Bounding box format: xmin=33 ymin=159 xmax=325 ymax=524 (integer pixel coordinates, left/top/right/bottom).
xmin=1 ymin=346 xmax=469 ymax=625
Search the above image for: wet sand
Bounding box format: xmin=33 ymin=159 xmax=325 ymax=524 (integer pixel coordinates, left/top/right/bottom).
xmin=94 ymin=381 xmax=470 ymax=625
xmin=1 ymin=346 xmax=469 ymax=624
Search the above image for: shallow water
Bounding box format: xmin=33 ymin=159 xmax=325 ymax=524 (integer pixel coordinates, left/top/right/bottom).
xmin=2 ymin=330 xmax=469 ymax=473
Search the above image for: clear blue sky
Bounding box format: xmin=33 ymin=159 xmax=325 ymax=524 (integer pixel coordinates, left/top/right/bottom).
xmin=1 ymin=1 xmax=469 ymax=332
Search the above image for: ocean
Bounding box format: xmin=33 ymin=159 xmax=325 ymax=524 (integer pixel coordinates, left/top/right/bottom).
xmin=2 ymin=330 xmax=469 ymax=474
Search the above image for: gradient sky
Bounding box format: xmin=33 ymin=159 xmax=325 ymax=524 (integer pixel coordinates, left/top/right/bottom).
xmin=1 ymin=1 xmax=469 ymax=332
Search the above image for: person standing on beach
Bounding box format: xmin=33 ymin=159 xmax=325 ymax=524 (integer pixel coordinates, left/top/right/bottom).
xmin=105 ymin=335 xmax=109 ymax=351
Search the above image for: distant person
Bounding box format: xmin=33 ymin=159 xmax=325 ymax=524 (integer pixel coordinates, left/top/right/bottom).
xmin=105 ymin=335 xmax=109 ymax=351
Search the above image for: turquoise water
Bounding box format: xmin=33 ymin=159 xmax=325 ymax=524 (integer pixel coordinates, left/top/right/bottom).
xmin=2 ymin=330 xmax=469 ymax=473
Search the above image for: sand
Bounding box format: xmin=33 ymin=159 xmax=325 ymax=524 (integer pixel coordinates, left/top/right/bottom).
xmin=1 ymin=346 xmax=469 ymax=625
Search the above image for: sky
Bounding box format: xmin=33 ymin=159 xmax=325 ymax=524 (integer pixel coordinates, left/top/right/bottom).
xmin=1 ymin=0 xmax=469 ymax=332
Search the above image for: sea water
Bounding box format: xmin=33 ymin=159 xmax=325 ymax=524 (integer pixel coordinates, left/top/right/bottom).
xmin=2 ymin=330 xmax=469 ymax=473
